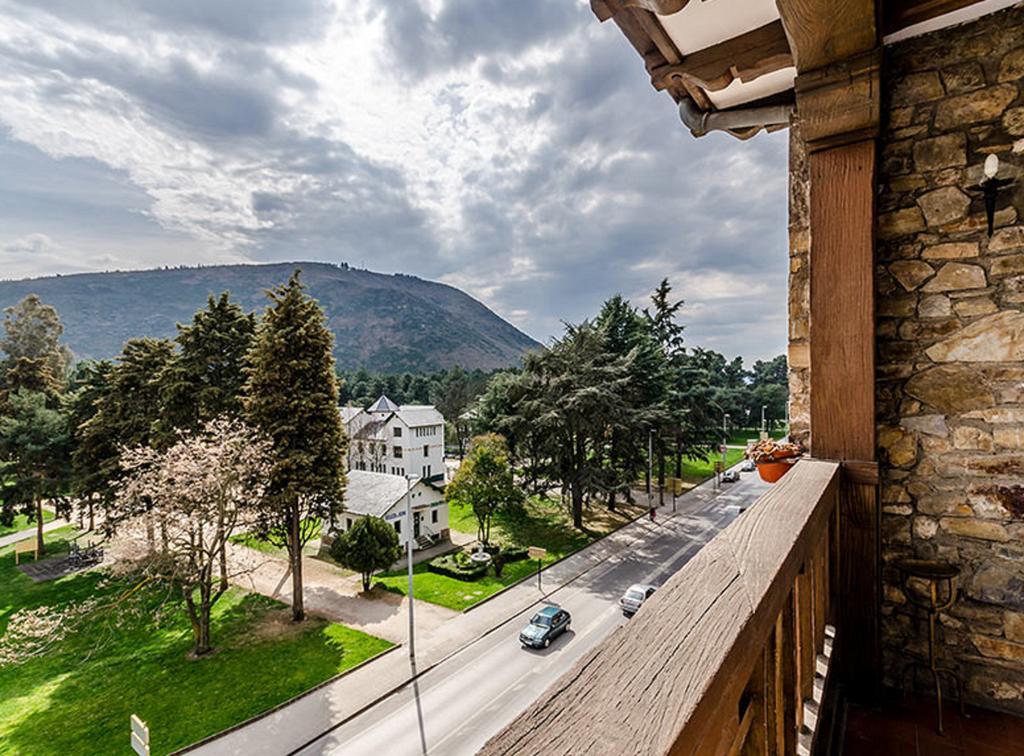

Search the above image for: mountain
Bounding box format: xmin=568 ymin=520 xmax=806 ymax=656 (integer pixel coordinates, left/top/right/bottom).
xmin=0 ymin=262 xmax=542 ymax=373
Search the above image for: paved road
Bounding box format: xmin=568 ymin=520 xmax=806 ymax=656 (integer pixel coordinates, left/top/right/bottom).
xmin=296 ymin=470 xmax=770 ymax=756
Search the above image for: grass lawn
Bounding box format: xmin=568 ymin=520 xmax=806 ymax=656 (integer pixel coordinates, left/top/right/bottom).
xmin=229 ymin=518 xmax=323 ymax=558
xmin=0 ymin=509 xmax=55 ymax=538
xmin=376 ymin=496 xmax=645 ymax=611
xmin=0 ymin=528 xmax=392 ymax=755
xmin=675 ymin=447 xmax=746 ymax=485
xmin=725 ymin=426 xmax=788 ymax=447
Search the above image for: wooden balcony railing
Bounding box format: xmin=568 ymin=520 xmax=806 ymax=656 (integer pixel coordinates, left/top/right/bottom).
xmin=482 ymin=458 xmax=842 ymax=756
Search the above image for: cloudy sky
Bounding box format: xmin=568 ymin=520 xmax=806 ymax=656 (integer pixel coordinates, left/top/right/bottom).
xmin=0 ymin=0 xmax=789 ymax=362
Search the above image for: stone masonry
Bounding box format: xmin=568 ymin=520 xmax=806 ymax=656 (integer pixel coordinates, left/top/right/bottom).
xmin=875 ymin=6 xmax=1024 ymax=713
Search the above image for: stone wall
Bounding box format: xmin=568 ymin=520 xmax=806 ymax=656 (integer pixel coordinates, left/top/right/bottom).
xmin=875 ymin=5 xmax=1024 ymax=713
xmin=788 ymin=118 xmax=811 ymax=447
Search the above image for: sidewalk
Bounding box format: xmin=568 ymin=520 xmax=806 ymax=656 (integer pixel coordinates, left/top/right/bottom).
xmin=0 ymin=516 xmax=73 ymax=550
xmin=187 ymin=468 xmax=751 ymax=756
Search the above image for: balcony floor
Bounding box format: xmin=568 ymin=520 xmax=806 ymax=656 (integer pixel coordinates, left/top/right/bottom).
xmin=842 ymin=690 xmax=1024 ymax=756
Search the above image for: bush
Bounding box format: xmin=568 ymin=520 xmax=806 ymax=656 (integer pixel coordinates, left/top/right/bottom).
xmin=501 ymin=546 xmax=530 ymax=563
xmin=427 ymin=552 xmax=488 ymax=581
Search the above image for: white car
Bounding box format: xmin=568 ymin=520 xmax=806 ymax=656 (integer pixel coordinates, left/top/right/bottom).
xmin=620 ymin=584 xmax=656 ymax=616
xmin=740 ymin=460 xmax=756 ymax=472
xmin=721 ymin=470 xmax=740 ymax=483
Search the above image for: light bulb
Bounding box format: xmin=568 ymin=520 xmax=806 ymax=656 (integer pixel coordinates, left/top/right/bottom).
xmin=984 ymin=153 xmax=999 ymax=179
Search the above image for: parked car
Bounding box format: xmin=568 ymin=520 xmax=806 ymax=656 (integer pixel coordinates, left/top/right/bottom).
xmin=722 ymin=470 xmax=740 ymax=482
xmin=519 ymin=606 xmax=571 ymax=649
xmin=620 ymin=583 xmax=656 ymax=616
xmin=740 ymin=460 xmax=756 ymax=472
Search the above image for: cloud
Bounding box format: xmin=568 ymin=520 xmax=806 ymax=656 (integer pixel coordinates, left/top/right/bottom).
xmin=0 ymin=0 xmax=790 ymax=364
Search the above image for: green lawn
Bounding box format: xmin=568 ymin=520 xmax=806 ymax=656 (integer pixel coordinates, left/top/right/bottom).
xmin=0 ymin=528 xmax=392 ymax=755
xmin=229 ymin=518 xmax=323 ymax=558
xmin=376 ymin=496 xmax=644 ymax=611
xmin=675 ymin=447 xmax=746 ymax=484
xmin=0 ymin=509 xmax=55 ymax=538
xmin=724 ymin=426 xmax=788 ymax=447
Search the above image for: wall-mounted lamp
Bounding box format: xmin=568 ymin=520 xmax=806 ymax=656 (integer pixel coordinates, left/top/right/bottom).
xmin=976 ymin=154 xmax=1014 ymax=237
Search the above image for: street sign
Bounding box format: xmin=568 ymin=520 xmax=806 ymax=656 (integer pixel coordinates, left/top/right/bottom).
xmin=528 ymin=546 xmax=547 ymax=560
xmin=131 ymin=715 xmax=149 ymax=756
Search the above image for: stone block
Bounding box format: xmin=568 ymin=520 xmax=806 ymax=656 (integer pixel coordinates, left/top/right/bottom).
xmin=926 ymin=311 xmax=1024 ymax=362
xmin=991 ymin=254 xmax=1024 ymax=277
xmin=1006 ymin=612 xmax=1024 ymax=644
xmin=994 ymin=426 xmax=1024 ymax=449
xmin=954 ymin=296 xmax=998 ymax=317
xmin=879 ymin=206 xmax=926 ymax=239
xmin=914 ymin=516 xmax=938 ymax=540
xmin=941 ymin=61 xmax=986 ymax=93
xmin=892 ymin=71 xmax=945 ymax=106
xmin=890 ymin=260 xmax=935 ymax=290
xmin=963 ymin=407 xmax=1024 ymax=423
xmin=941 ymin=517 xmax=1011 ymax=542
xmin=934 ymin=84 xmax=1018 ymax=130
xmin=953 ymin=426 xmax=994 ymax=451
xmin=918 ymin=186 xmax=972 ymax=227
xmin=918 ymin=294 xmax=952 ymax=317
xmin=905 ymin=365 xmax=994 ymax=413
xmin=923 ymin=241 xmax=979 ymax=260
xmin=913 ymin=133 xmax=967 ymax=172
xmin=902 ymin=414 xmax=948 ymax=436
xmin=921 ymin=262 xmax=986 ymax=292
xmin=999 ymin=46 xmax=1024 ymax=82
xmin=990 ymin=226 xmax=1024 ymax=253
xmin=1006 ymin=106 xmax=1024 ymax=136
xmin=973 ymin=634 xmax=1024 ymax=662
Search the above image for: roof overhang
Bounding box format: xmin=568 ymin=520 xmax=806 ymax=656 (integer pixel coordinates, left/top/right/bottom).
xmin=591 ymin=0 xmax=1009 ymax=140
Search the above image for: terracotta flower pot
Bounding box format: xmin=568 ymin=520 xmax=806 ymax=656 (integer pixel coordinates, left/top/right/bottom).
xmin=757 ymin=459 xmax=797 ymax=483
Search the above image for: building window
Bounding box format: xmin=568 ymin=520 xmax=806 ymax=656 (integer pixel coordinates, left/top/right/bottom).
xmin=393 ymin=426 xmax=402 ymax=437
xmin=394 ymin=520 xmax=401 ymax=534
xmin=393 ymin=445 xmax=403 ymax=458
xmin=431 ymin=509 xmax=438 ymax=524
xmin=423 ymin=444 xmax=429 ymax=457
xmin=346 ymin=517 xmax=353 ymax=529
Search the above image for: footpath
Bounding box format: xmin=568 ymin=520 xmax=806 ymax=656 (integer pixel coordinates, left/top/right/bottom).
xmin=187 ymin=467 xmax=755 ymax=756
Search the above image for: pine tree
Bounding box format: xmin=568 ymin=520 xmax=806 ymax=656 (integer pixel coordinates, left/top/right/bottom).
xmin=244 ymin=271 xmax=347 ymax=622
xmin=157 ymin=293 xmax=255 ymax=444
xmin=67 ymin=360 xmax=115 ymax=530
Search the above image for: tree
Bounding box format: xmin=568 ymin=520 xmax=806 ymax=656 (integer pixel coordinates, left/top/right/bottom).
xmin=67 ymin=360 xmax=115 ymax=530
xmin=0 ymin=294 xmax=70 ymax=401
xmin=445 ymin=434 xmax=522 ymax=545
xmin=244 ymin=271 xmax=347 ymax=622
xmin=0 ymin=390 xmax=72 ymax=554
xmin=433 ymin=366 xmax=472 ymax=459
xmin=329 ymin=516 xmax=402 ymax=592
xmin=157 ymin=293 xmax=255 ymax=442
xmin=115 ymin=418 xmax=271 ymax=656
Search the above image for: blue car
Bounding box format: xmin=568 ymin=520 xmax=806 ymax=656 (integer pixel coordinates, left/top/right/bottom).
xmin=519 ymin=606 xmax=571 ymax=649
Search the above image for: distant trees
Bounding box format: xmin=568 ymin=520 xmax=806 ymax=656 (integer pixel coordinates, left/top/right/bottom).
xmin=329 ymin=516 xmax=402 ymax=593
xmin=115 ymin=418 xmax=271 ymax=656
xmin=0 ymin=296 xmax=74 ymax=551
xmin=0 ymin=390 xmax=72 ymax=554
xmin=244 ymin=272 xmax=347 ymax=622
xmin=470 ymin=279 xmax=789 ymax=528
xmin=445 ymin=434 xmax=522 ymax=545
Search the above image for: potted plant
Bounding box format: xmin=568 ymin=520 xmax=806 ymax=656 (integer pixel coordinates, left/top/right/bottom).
xmin=747 ymin=439 xmax=805 ymax=483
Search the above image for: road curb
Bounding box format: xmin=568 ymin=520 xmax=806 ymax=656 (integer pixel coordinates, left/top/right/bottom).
xmin=172 ymin=643 xmax=402 ymax=755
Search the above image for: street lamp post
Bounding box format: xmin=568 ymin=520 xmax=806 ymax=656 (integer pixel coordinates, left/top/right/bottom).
xmin=405 ymin=473 xmax=417 ymax=669
xmin=722 ymin=413 xmax=730 ymax=472
xmin=761 ymin=404 xmax=767 ymax=435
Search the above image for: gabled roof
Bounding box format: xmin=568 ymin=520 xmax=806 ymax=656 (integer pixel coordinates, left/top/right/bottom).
xmin=395 ymin=406 xmax=445 ymax=428
xmin=340 ymin=406 xmax=362 ymax=423
xmin=368 ymin=395 xmax=399 ymax=413
xmin=344 ymin=471 xmax=410 ymax=517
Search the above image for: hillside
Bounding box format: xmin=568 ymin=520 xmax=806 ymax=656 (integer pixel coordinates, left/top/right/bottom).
xmin=0 ymin=263 xmax=541 ymax=373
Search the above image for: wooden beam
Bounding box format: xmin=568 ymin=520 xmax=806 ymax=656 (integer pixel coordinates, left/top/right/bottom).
xmin=650 ymin=20 xmax=794 ymax=93
xmin=776 ymin=0 xmax=877 ymax=72
xmin=882 ymin=0 xmax=983 ymax=35
xmin=795 ymin=49 xmax=881 ymax=150
xmin=808 ymin=139 xmax=880 ymax=701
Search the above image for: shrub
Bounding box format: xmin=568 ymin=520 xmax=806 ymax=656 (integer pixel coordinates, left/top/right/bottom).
xmin=427 ymin=553 xmax=488 ymax=581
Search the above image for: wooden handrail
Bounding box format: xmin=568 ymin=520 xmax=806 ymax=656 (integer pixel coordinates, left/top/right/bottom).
xmin=481 ymin=458 xmax=842 ymax=756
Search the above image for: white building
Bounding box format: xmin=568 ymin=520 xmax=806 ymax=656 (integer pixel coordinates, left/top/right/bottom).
xmin=342 ymin=395 xmax=446 ymax=483
xmin=335 ymin=470 xmax=449 ymax=550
